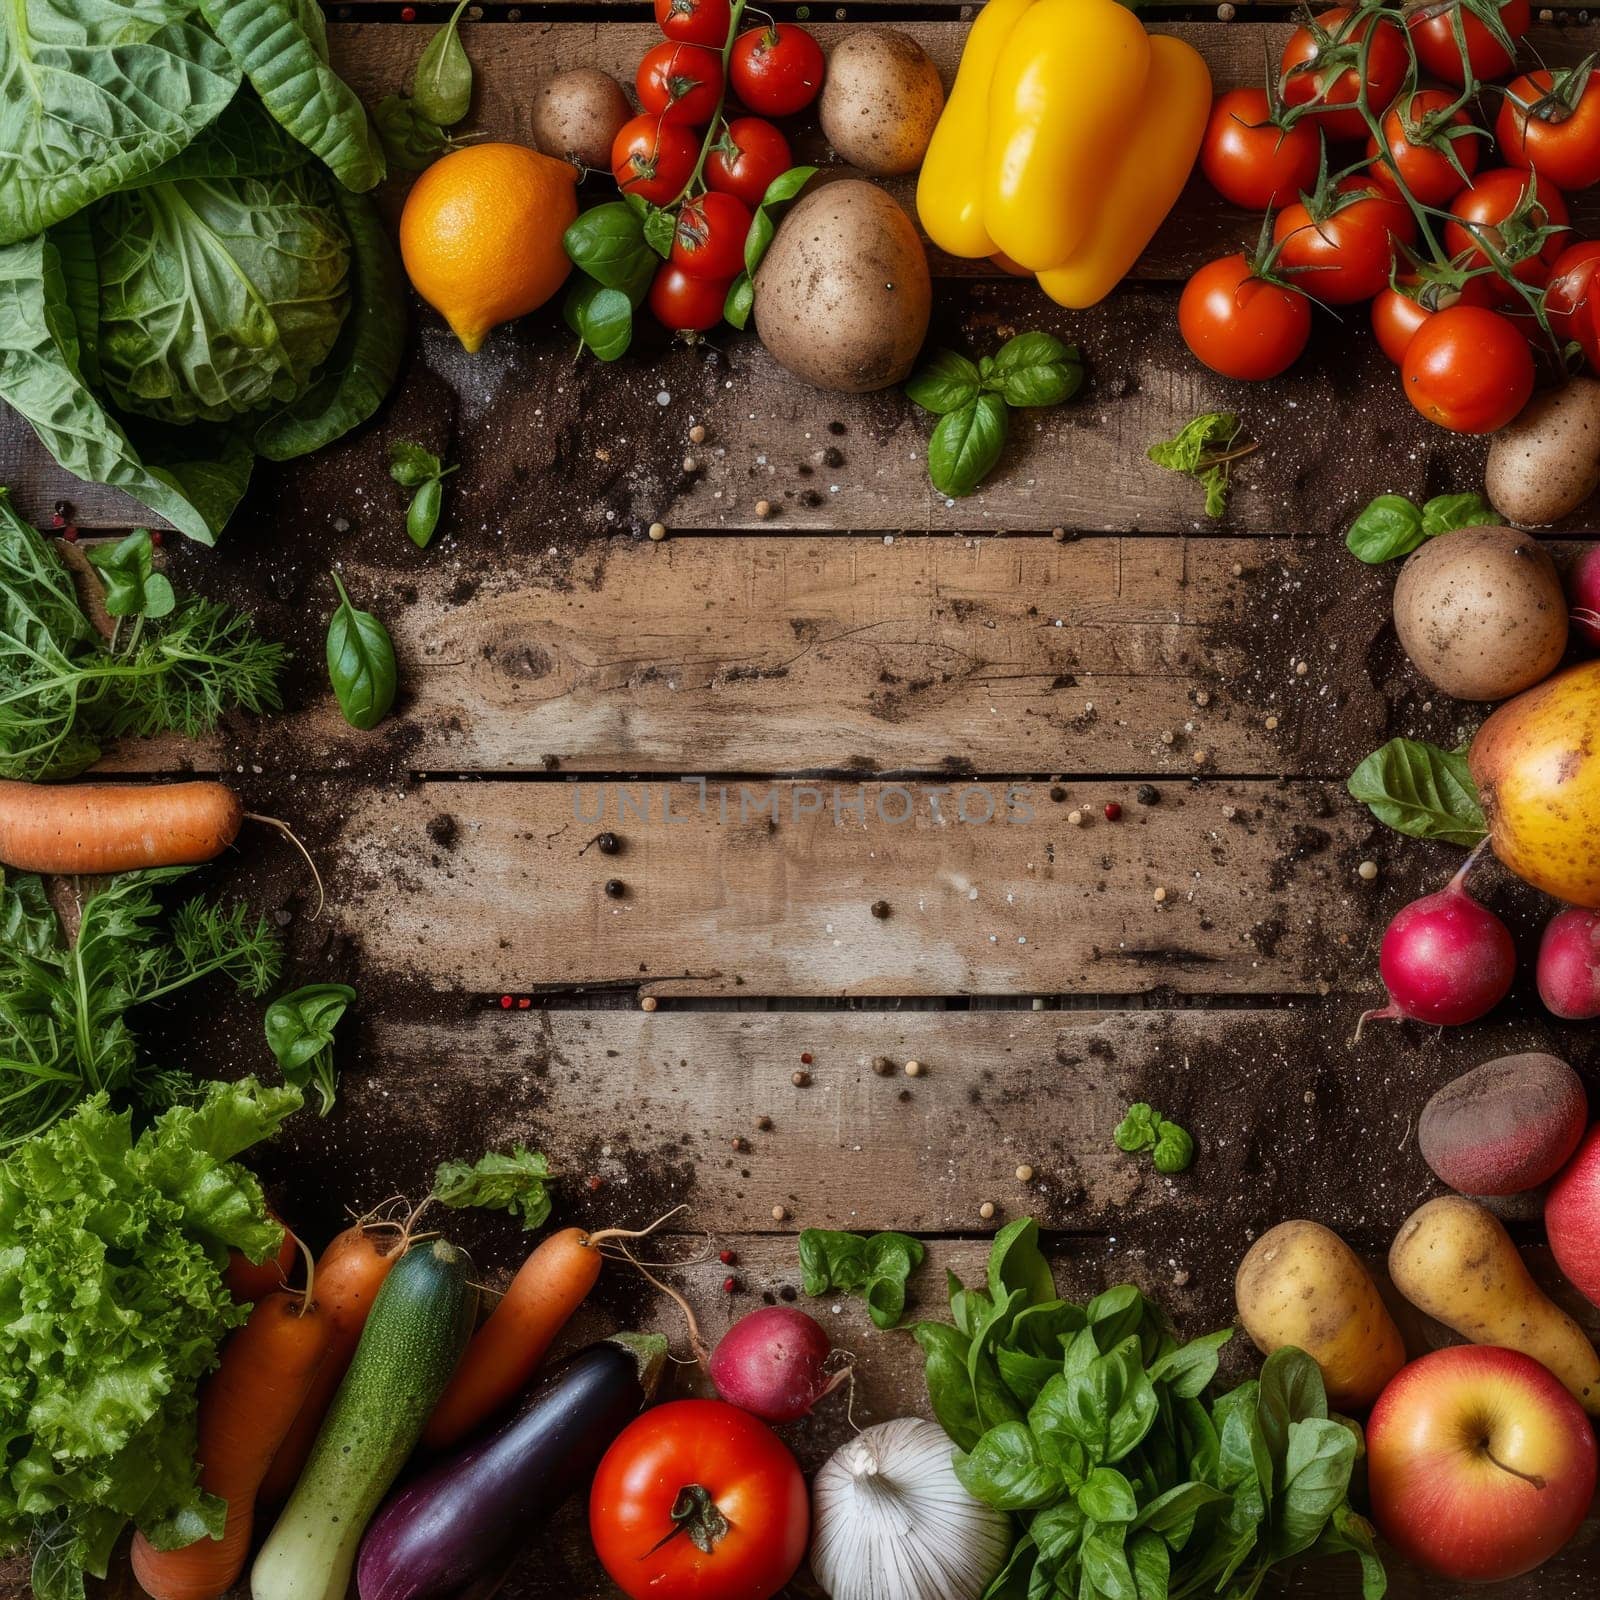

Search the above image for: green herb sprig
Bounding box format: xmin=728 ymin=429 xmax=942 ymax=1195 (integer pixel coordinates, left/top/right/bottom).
xmin=433 ymin=1146 xmax=556 ymax=1230
xmin=389 ymin=441 xmax=458 ymax=548
xmin=326 ymin=573 xmax=397 ymax=730
xmin=264 ymin=983 xmax=356 ymax=1116
xmin=799 ymin=1227 xmax=927 ymax=1329
xmin=1147 ymin=413 xmax=1256 ymax=519
xmin=375 ymin=0 xmax=475 ymax=171
xmin=1344 ymin=490 xmax=1494 ymax=564
xmin=1348 ymin=736 xmax=1487 ymax=846
xmin=1114 ymin=1102 xmax=1195 ymax=1174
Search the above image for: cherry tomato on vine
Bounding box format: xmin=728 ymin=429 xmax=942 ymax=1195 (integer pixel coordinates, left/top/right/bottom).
xmin=1402 ymin=304 xmax=1534 ymax=431
xmin=637 ymin=41 xmax=725 ymax=125
xmin=612 ymin=113 xmax=699 ymax=204
xmin=671 ymin=190 xmax=752 ymax=278
xmin=1273 ymin=177 xmax=1417 ymax=304
xmin=1446 ymin=167 xmax=1571 ymax=297
xmin=1498 ymin=68 xmax=1600 ymax=192
xmin=1408 ymin=0 xmax=1530 ymax=86
xmin=653 ymin=0 xmax=731 ymax=48
xmin=1278 ymin=6 xmax=1407 ymax=141
xmin=1370 ymin=274 xmax=1496 ymax=364
xmin=649 ymin=263 xmax=734 ymax=332
xmin=706 ymin=116 xmax=792 ymax=207
xmin=1179 ymin=254 xmax=1312 ymax=380
xmin=1544 ymin=239 xmax=1600 ymax=365
xmin=589 ymin=1400 xmax=808 ymax=1600
xmin=1199 ymin=88 xmax=1322 ymax=209
xmin=1366 ymin=88 xmax=1482 ymax=206
xmin=729 ymin=23 xmax=826 ymax=116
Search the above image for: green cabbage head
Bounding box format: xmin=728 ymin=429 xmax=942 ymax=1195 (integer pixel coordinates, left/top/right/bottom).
xmin=93 ymin=168 xmax=351 ymax=426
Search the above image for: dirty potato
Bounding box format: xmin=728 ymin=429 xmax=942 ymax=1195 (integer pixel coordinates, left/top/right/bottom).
xmin=1235 ymin=1220 xmax=1405 ymax=1411
xmin=819 ymin=29 xmax=945 ymax=176
xmin=1486 ymin=377 xmax=1600 ymax=526
xmin=754 ymin=179 xmax=931 ymax=392
xmin=1392 ymin=525 xmax=1567 ymax=701
xmin=531 ymin=68 xmax=632 ymax=171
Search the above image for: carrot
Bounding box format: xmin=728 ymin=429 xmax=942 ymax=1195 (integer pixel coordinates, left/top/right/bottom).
xmin=129 ymin=1286 xmax=328 ymax=1600
xmin=224 ymin=1211 xmax=297 ymax=1304
xmin=257 ymin=1222 xmax=403 ymax=1504
xmin=421 ymin=1225 xmax=604 ymax=1452
xmin=0 ymin=779 xmax=242 ymax=873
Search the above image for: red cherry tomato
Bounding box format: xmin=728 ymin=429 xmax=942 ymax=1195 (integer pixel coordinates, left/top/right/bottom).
xmin=1200 ymin=88 xmax=1322 ymax=209
xmin=705 ymin=117 xmax=792 ymax=207
xmin=729 ymin=23 xmax=825 ymax=116
xmin=649 ymin=263 xmax=733 ymax=332
xmin=1366 ymin=88 xmax=1482 ymax=206
xmin=1545 ymin=239 xmax=1600 ymax=365
xmin=589 ymin=1400 xmax=808 ymax=1600
xmin=1401 ymin=304 xmax=1534 ymax=431
xmin=671 ymin=190 xmax=751 ymax=279
xmin=637 ymin=41 xmax=725 ymax=125
xmin=1446 ymin=167 xmax=1570 ymax=298
xmin=653 ymin=0 xmax=731 ymax=48
xmin=1179 ymin=254 xmax=1312 ymax=380
xmin=1273 ymin=177 xmax=1417 ymax=305
xmin=1498 ymin=69 xmax=1600 ymax=192
xmin=1370 ymin=274 xmax=1496 ymax=364
xmin=612 ymin=113 xmax=700 ymax=204
xmin=1408 ymin=0 xmax=1530 ymax=85
xmin=1278 ymin=6 xmax=1407 ymax=141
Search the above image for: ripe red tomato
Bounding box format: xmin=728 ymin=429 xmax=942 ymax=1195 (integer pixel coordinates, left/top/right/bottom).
xmin=637 ymin=41 xmax=725 ymax=125
xmin=706 ymin=116 xmax=792 ymax=206
xmin=1401 ymin=304 xmax=1534 ymax=431
xmin=612 ymin=114 xmax=700 ymax=204
xmin=1278 ymin=6 xmax=1407 ymax=141
xmin=1273 ymin=177 xmax=1417 ymax=304
xmin=1498 ymin=69 xmax=1600 ymax=192
xmin=654 ymin=0 xmax=730 ymax=48
xmin=671 ymin=190 xmax=751 ymax=278
xmin=589 ymin=1400 xmax=808 ymax=1600
xmin=1200 ymin=88 xmax=1321 ymax=209
xmin=1545 ymin=239 xmax=1600 ymax=365
xmin=649 ymin=263 xmax=733 ymax=331
xmin=1370 ymin=274 xmax=1496 ymax=364
xmin=1366 ymin=88 xmax=1482 ymax=206
xmin=1446 ymin=167 xmax=1570 ymax=297
xmin=729 ymin=23 xmax=825 ymax=116
xmin=1408 ymin=0 xmax=1531 ymax=85
xmin=1179 ymin=254 xmax=1312 ymax=380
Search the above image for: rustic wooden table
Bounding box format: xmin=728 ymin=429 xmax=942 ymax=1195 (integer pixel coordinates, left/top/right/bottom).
xmin=4 ymin=3 xmax=1599 ymax=1596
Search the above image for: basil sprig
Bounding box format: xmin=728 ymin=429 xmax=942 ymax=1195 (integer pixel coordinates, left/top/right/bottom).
xmin=327 ymin=573 xmax=397 ymax=731
xmin=1345 ymin=491 xmax=1494 ymax=564
xmin=389 ymin=440 xmax=457 ymax=549
xmin=799 ymin=1227 xmax=927 ymax=1330
xmin=86 ymin=529 xmax=175 ymax=619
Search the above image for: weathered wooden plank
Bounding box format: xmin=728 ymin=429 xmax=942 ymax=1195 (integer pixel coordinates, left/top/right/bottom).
xmin=319 ymin=774 xmax=1450 ymax=996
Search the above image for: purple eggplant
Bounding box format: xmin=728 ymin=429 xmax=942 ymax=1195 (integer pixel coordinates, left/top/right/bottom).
xmin=356 ymin=1333 xmax=667 ymax=1600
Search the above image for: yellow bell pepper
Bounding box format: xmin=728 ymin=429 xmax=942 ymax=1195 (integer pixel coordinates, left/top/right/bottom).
xmin=916 ymin=0 xmax=1211 ymax=309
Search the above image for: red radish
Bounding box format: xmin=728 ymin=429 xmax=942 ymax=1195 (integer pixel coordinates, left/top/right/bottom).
xmin=1358 ymin=853 xmax=1516 ymax=1035
xmin=707 ymin=1306 xmax=847 ymax=1423
xmin=1538 ymin=907 xmax=1600 ymax=1019
xmin=1569 ymin=546 xmax=1600 ymax=650
xmin=1547 ymin=1125 xmax=1600 ymax=1309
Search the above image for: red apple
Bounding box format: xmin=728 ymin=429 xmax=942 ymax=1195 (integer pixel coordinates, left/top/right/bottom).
xmin=1548 ymin=1125 xmax=1600 ymax=1309
xmin=1368 ymin=1346 xmax=1597 ymax=1582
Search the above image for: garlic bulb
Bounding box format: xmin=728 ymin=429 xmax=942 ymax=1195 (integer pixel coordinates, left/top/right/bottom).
xmin=810 ymin=1417 xmax=1012 ymax=1600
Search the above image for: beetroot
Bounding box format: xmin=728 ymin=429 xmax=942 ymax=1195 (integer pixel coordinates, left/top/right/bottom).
xmin=707 ymin=1306 xmax=845 ymax=1422
xmin=1538 ymin=907 xmax=1600 ymax=1019
xmin=1359 ymin=856 xmax=1516 ymax=1034
xmin=1568 ymin=545 xmax=1600 ymax=650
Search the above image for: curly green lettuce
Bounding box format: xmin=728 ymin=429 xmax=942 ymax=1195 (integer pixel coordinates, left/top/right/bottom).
xmin=0 ymin=1077 xmax=300 ymax=1600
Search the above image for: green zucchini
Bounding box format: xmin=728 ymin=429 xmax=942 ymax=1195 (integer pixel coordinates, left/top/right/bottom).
xmin=251 ymin=1239 xmax=477 ymax=1600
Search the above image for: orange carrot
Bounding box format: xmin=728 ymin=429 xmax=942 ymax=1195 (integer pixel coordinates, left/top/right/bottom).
xmin=0 ymin=779 xmax=242 ymax=873
xmin=422 ymin=1225 xmax=604 ymax=1451
xmin=257 ymin=1222 xmax=403 ymax=1504
xmin=223 ymin=1212 xmax=297 ymax=1304
xmin=129 ymin=1288 xmax=328 ymax=1600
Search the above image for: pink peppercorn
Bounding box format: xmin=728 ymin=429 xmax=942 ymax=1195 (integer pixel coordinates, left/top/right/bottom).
xmin=400 ymin=4 xmax=416 ymax=17
xmin=719 ymin=1249 xmax=737 ymax=1265
xmin=499 ymin=995 xmax=513 ymax=1009
xmin=721 ymin=1276 xmax=737 ymax=1294
xmin=1104 ymin=802 xmax=1122 ymax=821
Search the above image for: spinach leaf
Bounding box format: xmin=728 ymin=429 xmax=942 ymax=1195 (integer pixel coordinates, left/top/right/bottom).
xmin=929 ymin=392 xmax=1008 ymax=499
xmin=1347 ymin=736 xmax=1487 ymax=846
xmin=1114 ymin=1103 xmax=1161 ymax=1152
xmin=1147 ymin=413 xmax=1253 ymax=519
xmin=1115 ymin=1103 xmax=1195 ymax=1174
xmin=433 ymin=1145 xmax=555 ymax=1229
xmin=263 ymin=982 xmax=355 ymax=1116
xmin=85 ymin=530 xmax=175 ymax=620
xmin=412 ymin=0 xmax=474 ymax=127
xmin=799 ymin=1227 xmax=926 ymax=1329
xmin=326 ymin=573 xmax=397 ymax=730
xmin=722 ymin=165 xmax=816 ymax=331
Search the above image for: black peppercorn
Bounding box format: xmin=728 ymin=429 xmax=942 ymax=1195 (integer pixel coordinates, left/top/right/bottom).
xmin=604 ymin=878 xmax=625 ymax=898
xmin=596 ymin=832 xmax=621 ymax=855
xmin=870 ymin=899 xmax=890 ymax=919
xmin=1136 ymin=784 xmax=1160 ymax=806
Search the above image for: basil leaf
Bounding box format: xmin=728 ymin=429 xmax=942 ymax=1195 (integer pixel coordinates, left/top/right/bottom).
xmin=1153 ymin=1121 xmax=1195 ymax=1174
xmin=916 ymin=1319 xmax=985 ymax=1452
xmin=906 ymin=349 xmax=982 ymax=416
xmin=642 ymin=203 xmax=676 ymax=261
xmin=563 ymin=203 xmax=656 ymax=294
xmin=407 ymin=477 xmax=443 ymax=549
xmin=799 ymin=1226 xmax=926 ymax=1329
xmin=1347 ymin=736 xmax=1487 ymax=846
xmin=1420 ymin=491 xmax=1494 ymax=538
xmin=263 ymin=982 xmax=355 ymax=1115
xmin=1345 ymin=493 xmax=1425 ymax=564
xmin=373 ymin=95 xmax=453 ymax=173
xmin=327 ymin=573 xmax=397 ymax=730
xmin=86 ymin=529 xmax=175 ymax=619
xmin=986 ymin=1217 xmax=1056 ymax=1310
xmin=956 ymin=1421 xmax=1065 ymax=1511
xmin=990 ymin=333 xmax=1083 ymax=409
xmin=564 ymin=277 xmax=635 ymax=363
xmin=389 ymin=441 xmax=443 ymax=486
xmin=723 ymin=271 xmax=755 ymax=331
xmin=412 ymin=0 xmax=473 ymax=127
xmin=929 ymin=393 xmax=1008 ymax=499
xmin=743 ymin=164 xmax=817 ymax=276
xmin=1114 ymin=1103 xmax=1160 ymax=1152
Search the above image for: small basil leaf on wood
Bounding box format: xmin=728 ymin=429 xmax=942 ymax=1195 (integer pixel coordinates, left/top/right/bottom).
xmin=1420 ymin=491 xmax=1494 ymax=538
xmin=263 ymin=982 xmax=355 ymax=1115
xmin=433 ymin=1145 xmax=555 ymax=1229
xmin=411 ymin=0 xmax=473 ymax=127
xmin=988 ymin=332 xmax=1082 ymax=409
xmin=929 ymin=392 xmax=1008 ymax=499
xmin=1345 ymin=494 xmax=1424 ymax=564
xmin=1347 ymin=736 xmax=1487 ymax=846
xmin=799 ymin=1227 xmax=926 ymax=1329
xmin=327 ymin=573 xmax=397 ymax=730
xmin=87 ymin=529 xmax=175 ymax=619
xmin=906 ymin=349 xmax=982 ymax=415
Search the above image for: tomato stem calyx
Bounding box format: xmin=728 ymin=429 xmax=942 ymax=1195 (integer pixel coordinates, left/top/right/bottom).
xmin=660 ymin=1484 xmax=731 ymax=1555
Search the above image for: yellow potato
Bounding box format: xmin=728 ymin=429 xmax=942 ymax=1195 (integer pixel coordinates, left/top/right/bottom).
xmin=1235 ymin=1220 xmax=1405 ymax=1412
xmin=1389 ymin=1195 xmax=1600 ymax=1414
xmin=1470 ymin=660 xmax=1600 ymax=906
